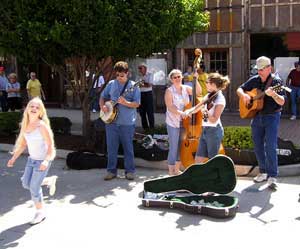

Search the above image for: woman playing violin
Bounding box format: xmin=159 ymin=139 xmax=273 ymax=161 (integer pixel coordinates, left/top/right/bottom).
xmin=165 ymin=69 xmax=201 ymax=175
xmin=187 ymin=73 xmax=230 ymax=163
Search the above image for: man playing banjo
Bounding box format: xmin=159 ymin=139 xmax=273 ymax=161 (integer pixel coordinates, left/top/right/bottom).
xmin=100 ymin=61 xmax=141 ymax=181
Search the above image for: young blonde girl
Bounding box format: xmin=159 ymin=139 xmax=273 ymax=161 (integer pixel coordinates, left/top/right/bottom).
xmin=7 ymin=97 xmax=56 ymax=225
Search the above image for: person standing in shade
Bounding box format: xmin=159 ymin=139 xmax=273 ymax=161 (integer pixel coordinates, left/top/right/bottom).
xmin=197 ymin=64 xmax=208 ymax=96
xmin=100 ymin=61 xmax=140 ymax=181
xmin=137 ymin=63 xmax=155 ymax=130
xmin=7 ymin=73 xmax=23 ymax=111
xmin=0 ymin=66 xmax=9 ymax=112
xmin=7 ymin=97 xmax=56 ymax=225
xmin=237 ymin=56 xmax=285 ymax=190
xmin=91 ymin=71 xmax=105 ymax=113
xmin=26 ymin=72 xmax=46 ymax=100
xmin=286 ymin=61 xmax=300 ymax=120
xmin=183 ymin=66 xmax=194 ymax=87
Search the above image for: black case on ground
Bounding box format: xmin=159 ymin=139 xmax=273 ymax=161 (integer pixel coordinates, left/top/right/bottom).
xmin=142 ymin=155 xmax=239 ymax=218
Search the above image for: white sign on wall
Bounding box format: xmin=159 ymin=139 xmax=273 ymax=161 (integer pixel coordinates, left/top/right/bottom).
xmin=129 ymin=58 xmax=167 ymax=85
xmin=274 ymin=57 xmax=299 ymax=82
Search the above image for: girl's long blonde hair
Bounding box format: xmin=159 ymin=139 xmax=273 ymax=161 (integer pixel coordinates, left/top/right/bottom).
xmin=14 ymin=97 xmax=56 ymax=159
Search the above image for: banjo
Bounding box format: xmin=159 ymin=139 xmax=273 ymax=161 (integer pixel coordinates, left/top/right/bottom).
xmin=100 ymin=80 xmax=144 ymax=124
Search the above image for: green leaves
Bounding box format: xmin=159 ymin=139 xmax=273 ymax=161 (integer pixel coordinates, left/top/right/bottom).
xmin=223 ymin=126 xmax=254 ymax=150
xmin=0 ymin=0 xmax=209 ymax=64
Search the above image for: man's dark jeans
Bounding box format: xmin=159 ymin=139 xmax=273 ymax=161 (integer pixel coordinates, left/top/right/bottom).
xmin=139 ymin=91 xmax=155 ymax=129
xmin=0 ymin=91 xmax=8 ymax=112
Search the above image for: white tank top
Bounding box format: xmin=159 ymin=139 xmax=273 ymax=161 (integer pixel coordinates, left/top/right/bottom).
xmin=24 ymin=127 xmax=48 ymax=160
xmin=166 ymin=85 xmax=190 ymax=128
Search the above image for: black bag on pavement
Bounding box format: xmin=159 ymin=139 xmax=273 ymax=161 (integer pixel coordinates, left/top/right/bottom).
xmin=66 ymin=151 xmax=124 ymax=170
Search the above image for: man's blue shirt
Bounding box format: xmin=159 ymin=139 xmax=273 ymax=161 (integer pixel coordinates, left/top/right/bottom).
xmin=101 ymin=79 xmax=141 ymax=125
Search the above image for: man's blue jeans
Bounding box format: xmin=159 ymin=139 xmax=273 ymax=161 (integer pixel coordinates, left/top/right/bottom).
xmin=251 ymin=112 xmax=280 ymax=177
xmin=105 ymin=123 xmax=135 ymax=174
xmin=290 ymin=86 xmax=300 ymax=116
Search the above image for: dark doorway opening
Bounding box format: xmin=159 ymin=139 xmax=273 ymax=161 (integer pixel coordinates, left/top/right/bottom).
xmin=251 ymin=33 xmax=300 ymax=60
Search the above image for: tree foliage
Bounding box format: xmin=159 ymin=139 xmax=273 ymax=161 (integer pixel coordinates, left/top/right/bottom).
xmin=0 ymin=0 xmax=209 ymax=137
xmin=1 ymin=0 xmax=208 ymax=62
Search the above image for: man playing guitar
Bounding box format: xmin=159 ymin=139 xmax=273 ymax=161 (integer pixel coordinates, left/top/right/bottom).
xmin=100 ymin=61 xmax=141 ymax=181
xmin=236 ymin=56 xmax=285 ymax=190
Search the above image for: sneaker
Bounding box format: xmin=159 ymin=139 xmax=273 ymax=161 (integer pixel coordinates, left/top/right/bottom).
xmin=253 ymin=173 xmax=268 ymax=183
xmin=125 ymin=173 xmax=135 ymax=180
xmin=92 ymin=109 xmax=97 ymax=113
xmin=30 ymin=211 xmax=46 ymax=225
xmin=104 ymin=172 xmax=116 ymax=181
xmin=267 ymin=177 xmax=278 ymax=191
xmin=49 ymin=176 xmax=57 ymax=196
xmin=290 ymin=115 xmax=296 ymax=120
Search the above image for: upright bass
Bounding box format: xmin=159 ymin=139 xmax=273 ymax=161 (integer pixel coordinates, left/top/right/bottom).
xmin=180 ymin=48 xmax=203 ymax=168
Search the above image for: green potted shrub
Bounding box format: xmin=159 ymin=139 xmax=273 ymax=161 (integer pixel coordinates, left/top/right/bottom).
xmin=0 ymin=112 xmax=22 ymax=135
xmin=0 ymin=112 xmax=72 ymax=135
xmin=223 ymin=126 xmax=257 ymax=165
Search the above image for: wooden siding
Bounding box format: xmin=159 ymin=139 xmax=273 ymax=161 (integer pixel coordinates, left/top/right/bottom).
xmin=249 ymin=0 xmax=300 ymax=32
xmin=173 ymin=0 xmax=300 ymax=113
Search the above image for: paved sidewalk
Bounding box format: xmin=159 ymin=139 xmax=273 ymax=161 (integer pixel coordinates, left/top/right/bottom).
xmin=0 ymin=152 xmax=299 ymax=249
xmin=47 ymin=108 xmax=300 ymax=146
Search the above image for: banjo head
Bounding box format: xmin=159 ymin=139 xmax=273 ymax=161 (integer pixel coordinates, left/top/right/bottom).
xmin=99 ymin=101 xmax=118 ymax=123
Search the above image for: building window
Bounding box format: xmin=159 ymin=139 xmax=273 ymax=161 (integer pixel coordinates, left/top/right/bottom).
xmin=209 ymin=51 xmax=228 ymax=75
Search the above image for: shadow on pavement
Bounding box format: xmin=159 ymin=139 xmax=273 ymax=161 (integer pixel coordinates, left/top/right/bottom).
xmin=0 ymin=152 xmax=163 ymax=216
xmin=232 ymin=182 xmax=274 ymax=224
xmin=0 ymin=223 xmax=31 ymax=249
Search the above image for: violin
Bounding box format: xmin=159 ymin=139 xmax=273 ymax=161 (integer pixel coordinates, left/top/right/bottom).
xmin=202 ymin=91 xmax=219 ymax=121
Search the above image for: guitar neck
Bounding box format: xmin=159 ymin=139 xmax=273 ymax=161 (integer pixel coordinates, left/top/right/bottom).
xmin=109 ymin=80 xmax=143 ymax=106
xmin=252 ymin=91 xmax=266 ymax=101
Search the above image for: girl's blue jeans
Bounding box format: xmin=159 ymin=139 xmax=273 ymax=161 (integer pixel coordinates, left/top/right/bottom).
xmin=21 ymin=157 xmax=51 ymax=204
xmin=196 ymin=124 xmax=224 ymax=159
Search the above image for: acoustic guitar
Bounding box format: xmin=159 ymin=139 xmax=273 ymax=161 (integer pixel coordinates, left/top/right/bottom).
xmin=99 ymin=80 xmax=144 ymax=124
xmin=239 ymin=84 xmax=291 ymax=119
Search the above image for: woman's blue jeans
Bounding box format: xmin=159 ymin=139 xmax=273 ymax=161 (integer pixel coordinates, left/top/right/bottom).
xmin=167 ymin=124 xmax=183 ymax=165
xmin=21 ymin=157 xmax=51 ymax=204
xmin=105 ymin=123 xmax=135 ymax=174
xmin=251 ymin=112 xmax=280 ymax=177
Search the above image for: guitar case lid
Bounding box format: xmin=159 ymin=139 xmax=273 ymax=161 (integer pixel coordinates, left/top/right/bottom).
xmin=144 ymin=155 xmax=237 ymax=194
xmin=142 ymin=155 xmax=238 ymax=218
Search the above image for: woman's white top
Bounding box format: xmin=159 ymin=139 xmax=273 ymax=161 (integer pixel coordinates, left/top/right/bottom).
xmin=202 ymin=91 xmax=226 ymax=127
xmin=166 ymin=85 xmax=190 ymax=128
xmin=24 ymin=127 xmax=48 ymax=160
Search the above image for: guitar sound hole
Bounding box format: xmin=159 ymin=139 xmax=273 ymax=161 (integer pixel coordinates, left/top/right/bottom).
xmin=247 ymin=103 xmax=253 ymax=109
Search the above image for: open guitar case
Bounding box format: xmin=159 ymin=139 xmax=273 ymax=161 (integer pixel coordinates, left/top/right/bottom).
xmin=142 ymin=155 xmax=238 ymax=218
